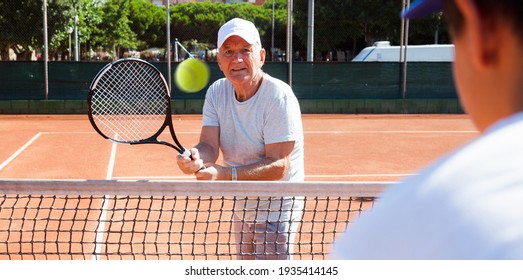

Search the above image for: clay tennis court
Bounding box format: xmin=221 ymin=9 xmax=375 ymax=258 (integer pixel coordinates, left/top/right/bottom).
xmin=0 ymin=113 xmax=478 ymax=260
xmin=0 ymin=114 xmax=478 ymax=181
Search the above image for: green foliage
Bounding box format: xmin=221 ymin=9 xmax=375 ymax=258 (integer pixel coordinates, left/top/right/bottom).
xmin=294 ymin=0 xmax=400 ymax=51
xmin=93 ymin=0 xmax=137 ymax=57
xmin=129 ymin=0 xmax=166 ymax=49
xmin=407 ymin=13 xmax=449 ymax=45
xmin=294 ymin=0 xmax=447 ymax=57
xmin=47 ymin=0 xmax=103 ymax=57
xmin=169 ymin=2 xmax=281 ymax=49
xmin=0 ymin=0 xmax=70 ymax=60
xmin=1 ymin=0 xmax=448 ymax=61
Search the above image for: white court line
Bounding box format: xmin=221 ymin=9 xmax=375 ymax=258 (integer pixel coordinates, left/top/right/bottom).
xmin=305 ymin=130 xmax=478 ymax=134
xmin=112 ymin=173 xmax=416 ymax=180
xmin=0 ymin=133 xmax=42 ymax=171
xmin=105 ymin=141 xmax=118 ymax=180
xmin=113 ymin=175 xmax=195 ymax=180
xmin=306 ymin=173 xmax=415 ymax=178
xmin=43 ymin=131 xmax=201 ymax=135
xmin=92 ymin=140 xmax=118 ymax=260
xmin=41 ymin=130 xmax=477 ymax=135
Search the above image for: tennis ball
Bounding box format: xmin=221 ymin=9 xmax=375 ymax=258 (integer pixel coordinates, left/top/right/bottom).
xmin=174 ymin=58 xmax=210 ymax=93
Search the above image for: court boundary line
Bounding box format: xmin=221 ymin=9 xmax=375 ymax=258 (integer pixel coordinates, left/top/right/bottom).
xmin=38 ymin=130 xmax=479 ymax=135
xmin=92 ymin=140 xmax=118 ymax=260
xmin=110 ymin=173 xmax=416 ymax=180
xmin=0 ymin=133 xmax=42 ymax=171
xmin=305 ymin=130 xmax=478 ymax=134
xmin=305 ymin=173 xmax=415 ymax=178
xmin=105 ymin=141 xmax=118 ymax=180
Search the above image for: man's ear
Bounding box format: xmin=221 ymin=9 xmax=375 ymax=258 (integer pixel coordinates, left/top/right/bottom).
xmin=217 ymin=53 xmax=224 ymax=71
xmin=259 ymin=48 xmax=266 ymax=67
xmin=455 ymin=0 xmax=500 ymax=70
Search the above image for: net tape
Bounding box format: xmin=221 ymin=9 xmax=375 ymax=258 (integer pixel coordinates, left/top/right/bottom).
xmin=0 ymin=180 xmax=389 ymax=260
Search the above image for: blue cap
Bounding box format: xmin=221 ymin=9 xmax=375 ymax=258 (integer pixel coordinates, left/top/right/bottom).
xmin=401 ymin=0 xmax=443 ymax=19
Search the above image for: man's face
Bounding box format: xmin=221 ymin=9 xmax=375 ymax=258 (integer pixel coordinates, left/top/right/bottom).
xmin=217 ymin=36 xmax=265 ymax=86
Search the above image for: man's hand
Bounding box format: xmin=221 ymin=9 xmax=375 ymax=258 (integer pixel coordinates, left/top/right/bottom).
xmin=176 ymin=148 xmax=205 ymax=174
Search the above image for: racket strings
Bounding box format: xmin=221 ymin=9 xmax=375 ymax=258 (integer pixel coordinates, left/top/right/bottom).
xmin=90 ymin=61 xmax=169 ymax=142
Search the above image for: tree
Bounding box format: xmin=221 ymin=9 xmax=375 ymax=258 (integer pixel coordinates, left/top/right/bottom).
xmin=262 ymin=0 xmax=288 ymax=53
xmin=0 ymin=0 xmax=449 ymax=62
xmin=0 ymin=0 xmax=69 ymax=61
xmin=129 ymin=0 xmax=166 ymax=50
xmin=293 ymin=0 xmax=398 ymax=58
xmin=46 ymin=0 xmax=104 ymax=60
xmin=407 ymin=13 xmax=449 ymax=45
xmin=168 ymin=2 xmax=283 ymax=54
xmin=170 ymin=2 xmax=226 ymax=48
xmin=293 ymin=0 xmax=449 ymax=60
xmin=91 ymin=0 xmax=137 ymax=59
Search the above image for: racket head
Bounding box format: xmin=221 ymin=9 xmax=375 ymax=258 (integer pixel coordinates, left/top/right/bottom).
xmin=87 ymin=58 xmax=184 ymax=153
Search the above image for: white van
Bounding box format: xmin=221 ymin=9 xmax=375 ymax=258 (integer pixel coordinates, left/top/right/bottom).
xmin=351 ymin=41 xmax=454 ymax=62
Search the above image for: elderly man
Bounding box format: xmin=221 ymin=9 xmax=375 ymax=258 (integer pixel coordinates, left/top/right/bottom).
xmin=176 ymin=18 xmax=304 ymax=260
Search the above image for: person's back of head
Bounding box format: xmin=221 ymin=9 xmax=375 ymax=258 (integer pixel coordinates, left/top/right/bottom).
xmin=433 ymin=0 xmax=523 ymax=131
xmin=443 ymin=0 xmax=523 ymax=42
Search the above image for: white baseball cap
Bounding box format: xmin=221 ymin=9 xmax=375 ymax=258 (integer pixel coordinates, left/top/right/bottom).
xmin=217 ymin=18 xmax=261 ymax=49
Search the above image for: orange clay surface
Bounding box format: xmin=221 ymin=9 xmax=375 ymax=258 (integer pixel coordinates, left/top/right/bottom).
xmin=0 ymin=114 xmax=478 ymax=182
xmin=0 ymin=114 xmax=479 ymax=260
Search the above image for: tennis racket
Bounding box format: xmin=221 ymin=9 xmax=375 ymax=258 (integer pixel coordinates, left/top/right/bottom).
xmin=87 ymin=58 xmax=191 ymax=158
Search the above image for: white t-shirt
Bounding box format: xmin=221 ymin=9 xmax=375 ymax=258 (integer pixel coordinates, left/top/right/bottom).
xmin=332 ymin=113 xmax=523 ymax=259
xmin=202 ymin=73 xmax=304 ymax=222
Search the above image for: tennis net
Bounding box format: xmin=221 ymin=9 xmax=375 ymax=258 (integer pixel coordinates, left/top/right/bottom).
xmin=0 ymin=179 xmax=388 ymax=260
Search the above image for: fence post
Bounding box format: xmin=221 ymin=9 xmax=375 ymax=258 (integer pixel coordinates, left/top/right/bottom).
xmin=287 ymin=0 xmax=293 ymax=87
xmin=43 ymin=0 xmax=49 ymax=100
xmin=166 ymin=1 xmax=171 ymax=92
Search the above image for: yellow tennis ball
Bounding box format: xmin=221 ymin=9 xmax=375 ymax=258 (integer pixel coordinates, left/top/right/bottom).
xmin=174 ymin=58 xmax=210 ymax=93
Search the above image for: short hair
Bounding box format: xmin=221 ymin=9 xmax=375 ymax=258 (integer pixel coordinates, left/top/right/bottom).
xmin=444 ymin=0 xmax=523 ymax=42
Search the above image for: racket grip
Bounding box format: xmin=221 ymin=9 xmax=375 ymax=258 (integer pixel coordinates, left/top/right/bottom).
xmin=181 ymin=149 xmax=192 ymax=158
xmin=181 ymin=149 xmax=206 ymax=171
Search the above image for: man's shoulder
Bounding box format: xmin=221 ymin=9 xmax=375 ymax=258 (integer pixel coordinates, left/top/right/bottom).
xmin=260 ymin=73 xmax=296 ymax=101
xmin=386 ymin=112 xmax=523 ymax=209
